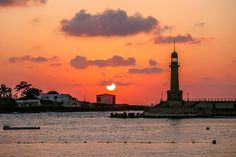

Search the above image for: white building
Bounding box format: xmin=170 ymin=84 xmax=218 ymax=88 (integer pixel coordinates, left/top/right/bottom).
xmin=96 ymin=94 xmax=116 ymax=104
xmin=39 ymin=93 xmax=72 ymax=102
xmin=38 ymin=93 xmax=80 ymax=107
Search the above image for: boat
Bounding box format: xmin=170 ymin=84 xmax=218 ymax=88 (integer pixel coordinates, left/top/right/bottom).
xmin=2 ymin=125 xmax=40 ymax=130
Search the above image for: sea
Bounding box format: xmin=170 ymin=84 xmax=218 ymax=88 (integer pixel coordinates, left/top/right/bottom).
xmin=0 ymin=112 xmax=235 ymax=157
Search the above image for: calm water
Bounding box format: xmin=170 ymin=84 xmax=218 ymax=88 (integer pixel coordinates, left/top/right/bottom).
xmin=0 ymin=112 xmax=235 ymax=157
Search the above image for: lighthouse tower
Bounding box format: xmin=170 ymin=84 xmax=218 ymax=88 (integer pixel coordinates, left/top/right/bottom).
xmin=167 ymin=41 xmax=183 ymax=102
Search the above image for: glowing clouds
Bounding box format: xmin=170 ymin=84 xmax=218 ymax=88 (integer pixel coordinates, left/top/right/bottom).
xmin=149 ymin=59 xmax=157 ymax=66
xmin=9 ymin=55 xmax=58 ymax=63
xmin=60 ymin=9 xmax=158 ymax=36
xmin=154 ymin=34 xmax=203 ymax=44
xmin=70 ymin=55 xmax=136 ymax=69
xmin=128 ymin=67 xmax=163 ymax=74
xmin=0 ymin=0 xmax=47 ymax=7
xmin=60 ymin=8 xmax=205 ymax=45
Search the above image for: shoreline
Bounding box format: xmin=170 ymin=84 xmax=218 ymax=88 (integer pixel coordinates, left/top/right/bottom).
xmin=110 ymin=112 xmax=236 ymax=119
xmin=0 ymin=106 xmax=148 ymax=114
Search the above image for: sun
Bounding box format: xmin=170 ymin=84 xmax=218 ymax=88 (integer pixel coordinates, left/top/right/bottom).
xmin=106 ymin=83 xmax=116 ymax=91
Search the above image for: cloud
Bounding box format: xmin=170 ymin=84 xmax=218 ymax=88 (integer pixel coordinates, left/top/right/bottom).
xmin=32 ymin=17 xmax=41 ymax=23
xmin=9 ymin=55 xmax=57 ymax=63
xmin=60 ymin=9 xmax=158 ymax=36
xmin=194 ymin=22 xmax=205 ymax=27
xmin=114 ymin=74 xmax=127 ymax=78
xmin=201 ymin=77 xmax=214 ymax=82
xmin=153 ymin=24 xmax=204 ymax=44
xmin=70 ymin=56 xmax=88 ymax=69
xmin=49 ymin=63 xmax=62 ymax=67
xmin=70 ymin=55 xmax=136 ymax=69
xmin=160 ymin=25 xmax=175 ymax=32
xmin=0 ymin=0 xmax=46 ymax=7
xmin=148 ymin=59 xmax=157 ymax=66
xmin=125 ymin=42 xmax=133 ymax=46
xmin=33 ymin=44 xmax=43 ymax=49
xmin=154 ymin=34 xmax=203 ymax=44
xmin=128 ymin=67 xmax=163 ymax=74
xmin=99 ymin=80 xmax=130 ymax=86
xmin=72 ymin=83 xmax=82 ymax=87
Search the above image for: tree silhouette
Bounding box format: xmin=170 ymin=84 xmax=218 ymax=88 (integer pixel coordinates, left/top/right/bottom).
xmin=47 ymin=91 xmax=59 ymax=94
xmin=15 ymin=81 xmax=32 ymax=97
xmin=24 ymin=88 xmax=42 ymax=99
xmin=0 ymin=84 xmax=12 ymax=98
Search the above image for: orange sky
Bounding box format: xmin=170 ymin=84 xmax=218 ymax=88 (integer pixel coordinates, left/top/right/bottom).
xmin=0 ymin=0 xmax=236 ymax=105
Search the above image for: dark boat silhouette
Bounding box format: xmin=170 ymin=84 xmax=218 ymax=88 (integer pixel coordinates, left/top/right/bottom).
xmin=3 ymin=125 xmax=40 ymax=130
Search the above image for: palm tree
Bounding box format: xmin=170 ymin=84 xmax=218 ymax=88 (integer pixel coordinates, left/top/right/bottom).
xmin=14 ymin=81 xmax=32 ymax=97
xmin=0 ymin=84 xmax=12 ymax=98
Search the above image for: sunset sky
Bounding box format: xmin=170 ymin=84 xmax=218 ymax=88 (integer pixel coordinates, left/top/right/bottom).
xmin=0 ymin=0 xmax=236 ymax=105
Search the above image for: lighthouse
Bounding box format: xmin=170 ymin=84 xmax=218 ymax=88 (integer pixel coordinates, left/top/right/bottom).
xmin=167 ymin=41 xmax=183 ymax=101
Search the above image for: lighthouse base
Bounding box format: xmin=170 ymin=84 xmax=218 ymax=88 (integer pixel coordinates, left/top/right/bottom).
xmin=167 ymin=90 xmax=183 ymax=101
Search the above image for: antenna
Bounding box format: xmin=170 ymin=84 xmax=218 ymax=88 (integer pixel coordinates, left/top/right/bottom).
xmin=174 ymin=39 xmax=175 ymax=51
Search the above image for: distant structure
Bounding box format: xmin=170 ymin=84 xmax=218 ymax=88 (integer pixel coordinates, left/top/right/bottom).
xmin=96 ymin=94 xmax=116 ymax=104
xmin=39 ymin=93 xmax=73 ymax=103
xmin=167 ymin=40 xmax=183 ymax=102
xmin=143 ymin=41 xmax=236 ymax=117
xmin=38 ymin=91 xmax=80 ymax=107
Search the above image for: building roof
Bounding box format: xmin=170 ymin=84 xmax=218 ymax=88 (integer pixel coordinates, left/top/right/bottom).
xmin=96 ymin=93 xmax=115 ymax=96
